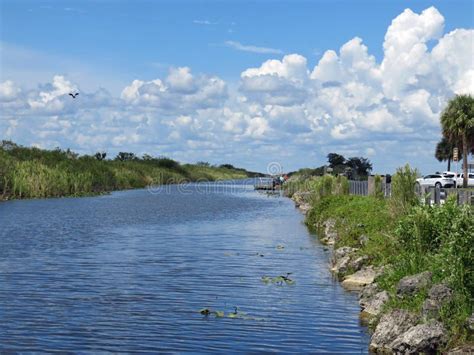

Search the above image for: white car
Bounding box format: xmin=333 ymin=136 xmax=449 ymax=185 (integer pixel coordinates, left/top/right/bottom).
xmin=416 ymin=173 xmax=456 ymax=188
xmin=455 ymin=173 xmax=474 ymax=187
xmin=441 ymin=171 xmax=457 ymax=179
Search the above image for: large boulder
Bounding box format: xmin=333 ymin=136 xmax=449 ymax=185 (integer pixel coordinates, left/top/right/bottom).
xmin=333 ymin=246 xmax=358 ymax=261
xmin=428 ymin=283 xmax=453 ymax=302
xmin=291 ymin=191 xmax=308 ymax=206
xmin=359 ymin=283 xmax=380 ymax=308
xmin=370 ymin=309 xmax=419 ymax=353
xmin=396 ymin=271 xmax=432 ymax=297
xmin=342 ymin=266 xmax=378 ymax=291
xmin=349 ymin=255 xmax=369 ymax=272
xmin=331 ymin=255 xmax=351 ymax=276
xmin=391 ymin=321 xmax=447 ymax=354
xmin=298 ymin=203 xmax=311 ymax=215
xmin=292 ymin=192 xmax=312 ymax=214
xmin=363 ymin=291 xmax=390 ymax=317
xmin=422 ymin=283 xmax=453 ymax=320
xmin=331 ymin=247 xmax=358 ymax=275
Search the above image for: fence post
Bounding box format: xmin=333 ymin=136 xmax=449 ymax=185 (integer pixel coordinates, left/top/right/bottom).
xmin=434 ymin=186 xmax=441 ymax=205
xmin=368 ymin=175 xmax=375 ymax=195
xmin=425 ymin=187 xmax=431 ymax=206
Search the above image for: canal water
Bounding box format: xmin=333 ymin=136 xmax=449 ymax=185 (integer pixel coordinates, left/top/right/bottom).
xmin=0 ymin=180 xmax=369 ymax=352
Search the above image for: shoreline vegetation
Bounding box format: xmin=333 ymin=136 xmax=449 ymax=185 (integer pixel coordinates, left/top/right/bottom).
xmin=0 ymin=141 xmax=262 ymax=201
xmin=284 ymin=167 xmax=473 ymax=353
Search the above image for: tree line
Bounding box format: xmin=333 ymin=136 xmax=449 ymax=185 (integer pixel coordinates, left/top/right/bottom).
xmin=289 ymin=153 xmax=373 ymax=180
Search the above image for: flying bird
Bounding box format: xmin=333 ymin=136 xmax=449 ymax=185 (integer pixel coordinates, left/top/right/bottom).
xmin=69 ymin=92 xmax=79 ymax=98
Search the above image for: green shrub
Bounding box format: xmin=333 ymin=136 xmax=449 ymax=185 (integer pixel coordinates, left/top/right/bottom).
xmin=390 ymin=164 xmax=419 ymax=215
xmin=373 ymin=174 xmax=384 ymax=199
xmin=378 ymin=197 xmax=473 ymax=345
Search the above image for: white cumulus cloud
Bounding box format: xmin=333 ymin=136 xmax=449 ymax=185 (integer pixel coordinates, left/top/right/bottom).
xmin=1 ymin=6 xmax=473 ymax=174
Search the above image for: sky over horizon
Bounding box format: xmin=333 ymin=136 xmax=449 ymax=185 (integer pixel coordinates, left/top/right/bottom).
xmin=1 ymin=0 xmax=473 ymax=174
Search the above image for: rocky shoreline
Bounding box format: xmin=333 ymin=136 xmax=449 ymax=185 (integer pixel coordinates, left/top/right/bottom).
xmin=290 ymin=191 xmax=474 ymax=354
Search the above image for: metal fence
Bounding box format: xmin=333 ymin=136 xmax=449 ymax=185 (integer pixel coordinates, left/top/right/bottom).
xmin=383 ymin=183 xmax=392 ymax=198
xmin=349 ymin=180 xmax=368 ymax=196
xmin=348 ymin=180 xmax=474 ymax=205
xmin=348 ymin=180 xmax=393 ymax=197
xmin=417 ymin=186 xmax=474 ymax=206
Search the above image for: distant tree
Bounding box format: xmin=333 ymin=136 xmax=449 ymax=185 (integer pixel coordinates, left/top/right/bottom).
xmin=440 ymin=94 xmax=474 ymax=187
xmin=0 ymin=140 xmax=18 ymax=151
xmin=346 ymin=157 xmax=373 ymax=177
xmin=327 ymin=153 xmax=346 ymax=168
xmin=155 ymin=157 xmax=180 ymax=169
xmin=142 ymin=153 xmax=153 ymax=161
xmin=196 ymin=161 xmax=210 ymax=167
xmin=65 ymin=148 xmax=78 ymax=160
xmin=95 ymin=152 xmax=107 ymax=161
xmin=219 ymin=164 xmax=235 ymax=169
xmin=434 ymin=137 xmax=460 ymax=171
xmin=115 ymin=152 xmax=136 ymax=161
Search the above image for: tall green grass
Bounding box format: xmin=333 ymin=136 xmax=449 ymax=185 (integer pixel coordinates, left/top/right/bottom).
xmin=299 ymin=166 xmax=473 ymax=348
xmin=284 ymin=174 xmax=349 ymax=200
xmin=0 ymin=142 xmax=251 ymax=200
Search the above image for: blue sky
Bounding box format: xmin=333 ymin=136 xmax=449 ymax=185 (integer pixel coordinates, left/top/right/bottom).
xmin=0 ymin=0 xmax=473 ymax=174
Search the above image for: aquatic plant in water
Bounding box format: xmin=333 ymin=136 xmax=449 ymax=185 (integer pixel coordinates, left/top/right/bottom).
xmin=198 ymin=307 xmax=262 ymax=320
xmin=261 ymin=273 xmax=295 ymax=285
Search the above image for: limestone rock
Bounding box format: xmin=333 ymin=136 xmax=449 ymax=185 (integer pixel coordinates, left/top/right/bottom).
xmin=428 ymin=283 xmax=453 ymax=302
xmin=359 ymin=283 xmax=380 ymax=308
xmin=369 ymin=309 xmax=419 ymax=353
xmin=292 ymin=191 xmax=309 ymax=206
xmin=331 ymin=246 xmax=358 ymax=275
xmin=391 ymin=321 xmax=447 ymax=354
xmin=298 ymin=203 xmax=311 ymax=215
xmin=363 ymin=291 xmax=390 ymax=317
xmin=448 ymin=344 xmax=474 ymax=354
xmin=333 ymin=246 xmax=358 ymax=261
xmin=342 ymin=266 xmax=377 ymax=291
xmin=349 ymin=255 xmax=369 ymax=272
xmin=322 ymin=219 xmax=338 ymax=245
xmin=331 ymin=255 xmax=351 ymax=275
xmin=422 ymin=284 xmax=453 ymax=320
xmin=396 ymin=271 xmax=432 ymax=297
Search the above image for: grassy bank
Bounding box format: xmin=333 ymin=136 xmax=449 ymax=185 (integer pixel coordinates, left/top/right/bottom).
xmin=286 ymin=168 xmax=473 ymax=349
xmin=0 ymin=141 xmax=258 ymax=200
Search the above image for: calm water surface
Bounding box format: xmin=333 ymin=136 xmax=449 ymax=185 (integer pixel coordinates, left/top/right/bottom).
xmin=0 ymin=180 xmax=369 ymax=352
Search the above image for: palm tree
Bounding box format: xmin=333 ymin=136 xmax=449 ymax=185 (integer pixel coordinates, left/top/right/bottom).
xmin=440 ymin=94 xmax=474 ymax=188
xmin=435 ymin=137 xmax=454 ymax=171
xmin=434 ymin=137 xmax=463 ymax=171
